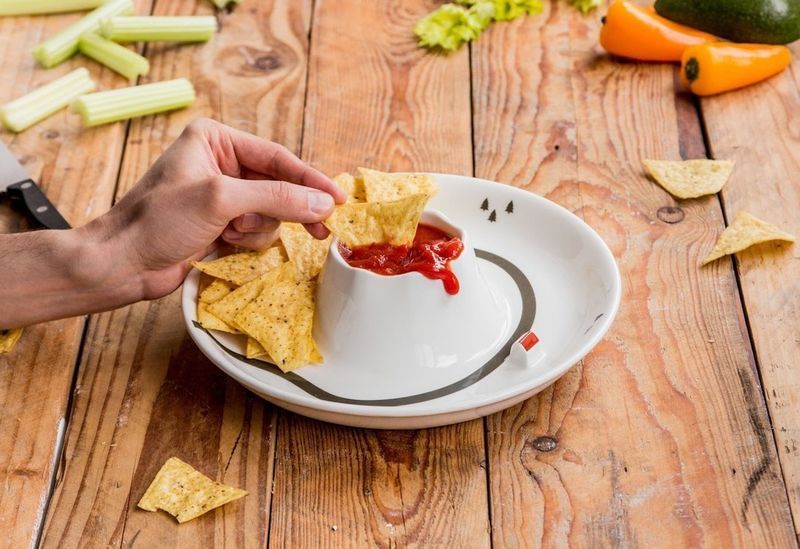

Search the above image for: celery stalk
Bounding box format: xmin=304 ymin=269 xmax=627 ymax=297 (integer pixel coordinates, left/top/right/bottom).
xmin=100 ymin=16 xmax=218 ymax=42
xmin=32 ymin=0 xmax=134 ymax=68
xmin=0 ymin=68 xmax=96 ymax=132
xmin=71 ymin=78 xmax=196 ymax=127
xmin=0 ymin=0 xmax=106 ymax=16
xmin=79 ymin=33 xmax=148 ymax=80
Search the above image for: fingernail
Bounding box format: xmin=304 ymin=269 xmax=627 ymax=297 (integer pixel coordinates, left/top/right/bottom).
xmin=308 ymin=192 xmax=334 ymax=214
xmin=224 ymin=228 xmax=244 ymax=241
xmin=240 ymin=213 xmax=261 ymax=230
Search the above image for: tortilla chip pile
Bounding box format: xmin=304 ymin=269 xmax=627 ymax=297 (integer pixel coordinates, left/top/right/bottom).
xmin=138 ymin=457 xmax=246 ymax=523
xmin=642 ymin=158 xmax=796 ymax=265
xmin=193 ymin=168 xmax=437 ymax=372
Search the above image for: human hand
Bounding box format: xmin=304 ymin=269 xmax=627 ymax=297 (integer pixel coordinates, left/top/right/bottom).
xmin=86 ymin=118 xmax=345 ymax=301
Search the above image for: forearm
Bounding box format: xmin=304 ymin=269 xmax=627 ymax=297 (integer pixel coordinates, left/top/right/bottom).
xmin=0 ymin=226 xmax=144 ymax=329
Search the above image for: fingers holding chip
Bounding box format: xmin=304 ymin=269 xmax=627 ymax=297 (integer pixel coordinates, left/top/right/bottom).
xmin=191 ymin=168 xmax=440 ymax=372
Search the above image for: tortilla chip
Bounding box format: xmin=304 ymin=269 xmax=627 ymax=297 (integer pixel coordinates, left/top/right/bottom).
xmin=309 ymin=340 xmax=324 ymax=363
xmin=334 ymin=172 xmax=366 ymax=203
xmin=0 ymin=328 xmax=23 ymax=354
xmin=246 ymin=337 xmax=272 ymax=360
xmin=197 ymin=273 xmax=214 ymax=296
xmin=359 ymin=167 xmax=438 ymax=202
xmin=191 ymin=245 xmax=286 ymax=286
xmin=324 ymin=193 xmax=430 ymax=247
xmin=199 ymin=279 xmax=236 ymax=304
xmin=643 ymin=159 xmax=734 ymax=199
xmin=703 ymin=211 xmax=796 ymax=265
xmin=207 ymin=274 xmax=271 ymax=331
xmin=197 ymin=303 xmax=238 ymax=333
xmin=280 ymin=223 xmax=332 ymax=279
xmin=197 ymin=278 xmax=239 ymax=332
xmin=235 ymin=263 xmax=321 ymax=372
xmin=137 ymin=457 xmax=247 ymax=523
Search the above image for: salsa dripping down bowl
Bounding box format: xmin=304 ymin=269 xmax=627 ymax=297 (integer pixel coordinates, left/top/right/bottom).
xmin=183 ymin=173 xmax=621 ymax=429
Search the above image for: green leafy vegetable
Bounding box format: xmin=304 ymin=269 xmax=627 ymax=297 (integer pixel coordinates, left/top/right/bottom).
xmin=569 ymin=0 xmax=601 ymax=14
xmin=0 ymin=68 xmax=96 ymax=132
xmin=416 ymin=0 xmax=543 ymax=52
xmin=457 ymin=0 xmax=543 ymax=21
xmin=414 ymin=4 xmax=490 ymax=52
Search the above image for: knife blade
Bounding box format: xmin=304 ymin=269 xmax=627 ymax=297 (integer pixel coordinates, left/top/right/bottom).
xmin=0 ymin=141 xmax=70 ymax=230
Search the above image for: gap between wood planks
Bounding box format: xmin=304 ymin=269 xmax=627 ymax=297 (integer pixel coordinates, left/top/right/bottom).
xmin=32 ymin=318 xmax=88 ymax=549
xmin=468 ymin=36 xmax=498 ymax=547
xmin=31 ymin=2 xmax=161 ymax=545
xmin=676 ymin=66 xmax=796 ymax=533
xmin=692 ymin=95 xmax=798 ymax=535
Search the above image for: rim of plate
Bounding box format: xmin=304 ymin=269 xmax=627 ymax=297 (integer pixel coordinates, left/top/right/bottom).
xmin=182 ymin=174 xmax=622 ymax=419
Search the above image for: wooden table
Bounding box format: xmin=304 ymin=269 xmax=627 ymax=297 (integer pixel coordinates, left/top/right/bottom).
xmin=1 ymin=1 xmax=799 ymax=546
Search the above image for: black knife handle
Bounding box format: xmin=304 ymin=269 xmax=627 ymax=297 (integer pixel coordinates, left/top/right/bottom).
xmin=7 ymin=179 xmax=71 ymax=230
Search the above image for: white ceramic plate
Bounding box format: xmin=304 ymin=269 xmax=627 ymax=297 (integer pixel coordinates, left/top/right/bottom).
xmin=182 ymin=174 xmax=621 ymax=429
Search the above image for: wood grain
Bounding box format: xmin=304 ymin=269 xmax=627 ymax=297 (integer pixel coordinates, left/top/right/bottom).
xmin=699 ymin=42 xmax=800 ymax=536
xmin=5 ymin=0 xmax=798 ymax=545
xmin=0 ymin=3 xmax=151 ymax=546
xmin=267 ymin=1 xmax=490 ymax=547
xmin=471 ymin=1 xmax=795 ymax=546
xmin=299 ymin=0 xmax=474 ymax=177
xmin=40 ymin=0 xmax=313 ymax=546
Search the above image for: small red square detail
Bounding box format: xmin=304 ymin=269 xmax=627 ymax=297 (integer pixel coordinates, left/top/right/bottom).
xmin=520 ymin=331 xmax=539 ymax=351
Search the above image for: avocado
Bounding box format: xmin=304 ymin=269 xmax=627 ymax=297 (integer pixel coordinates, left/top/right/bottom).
xmin=654 ymin=0 xmax=800 ymax=44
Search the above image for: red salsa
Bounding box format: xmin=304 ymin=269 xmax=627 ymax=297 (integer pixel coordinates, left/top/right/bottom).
xmin=339 ymin=224 xmax=465 ymax=294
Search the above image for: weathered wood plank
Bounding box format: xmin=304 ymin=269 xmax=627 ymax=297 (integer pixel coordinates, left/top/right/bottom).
xmin=700 ymin=43 xmax=800 ymax=536
xmin=0 ymin=4 xmax=151 ymax=546
xmin=471 ymin=2 xmax=795 ymax=546
xmin=268 ymin=1 xmax=490 ymax=547
xmin=40 ymin=1 xmax=313 ymax=546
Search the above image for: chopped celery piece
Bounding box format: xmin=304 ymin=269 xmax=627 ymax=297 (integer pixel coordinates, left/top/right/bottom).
xmin=0 ymin=68 xmax=95 ymax=132
xmin=32 ymin=0 xmax=134 ymax=68
xmin=100 ymin=16 xmax=218 ymax=43
xmin=209 ymin=0 xmax=239 ymax=8
xmin=71 ymin=78 xmax=196 ymax=127
xmin=0 ymin=0 xmax=106 ymax=16
xmin=79 ymin=33 xmax=148 ymax=80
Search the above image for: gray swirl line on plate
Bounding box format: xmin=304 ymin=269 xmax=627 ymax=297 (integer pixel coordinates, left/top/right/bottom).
xmin=195 ymin=249 xmax=536 ymax=407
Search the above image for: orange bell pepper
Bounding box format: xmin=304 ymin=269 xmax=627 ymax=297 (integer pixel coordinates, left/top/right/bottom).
xmin=681 ymin=43 xmax=793 ymax=96
xmin=600 ymin=1 xmax=718 ymax=62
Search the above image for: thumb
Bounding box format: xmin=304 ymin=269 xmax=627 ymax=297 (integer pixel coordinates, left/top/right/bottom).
xmin=215 ymin=175 xmax=335 ymax=224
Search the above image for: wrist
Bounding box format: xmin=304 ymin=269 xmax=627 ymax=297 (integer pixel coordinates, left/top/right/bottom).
xmin=63 ymin=221 xmax=146 ymax=310
xmin=0 ymin=225 xmax=146 ymax=329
